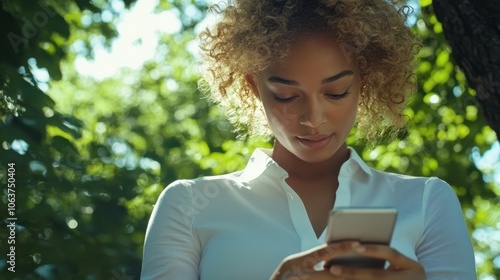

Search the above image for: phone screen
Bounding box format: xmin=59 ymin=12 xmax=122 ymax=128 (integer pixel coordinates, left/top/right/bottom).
xmin=324 ymin=208 xmax=397 ymax=269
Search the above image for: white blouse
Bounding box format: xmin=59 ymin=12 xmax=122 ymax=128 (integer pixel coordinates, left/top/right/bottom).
xmin=141 ymin=148 xmax=476 ymax=279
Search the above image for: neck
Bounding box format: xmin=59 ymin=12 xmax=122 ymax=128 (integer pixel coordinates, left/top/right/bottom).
xmin=271 ymin=140 xmax=350 ymax=181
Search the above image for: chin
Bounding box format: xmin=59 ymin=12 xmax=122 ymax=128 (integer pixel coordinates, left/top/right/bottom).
xmin=294 ymin=149 xmax=337 ymax=164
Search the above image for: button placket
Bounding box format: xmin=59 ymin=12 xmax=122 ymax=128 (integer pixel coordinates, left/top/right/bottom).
xmin=281 ymin=181 xmax=324 ymax=251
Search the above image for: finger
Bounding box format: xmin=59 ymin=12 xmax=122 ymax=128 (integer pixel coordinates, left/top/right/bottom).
xmin=328 ymin=262 xmax=425 ymax=280
xmin=329 ymin=265 xmax=386 ymax=279
xmin=305 ymin=242 xmax=366 ymax=267
xmin=351 ymin=244 xmax=422 ymax=270
xmin=282 ymin=268 xmax=347 ymax=280
xmin=284 ymin=241 xmax=364 ymax=269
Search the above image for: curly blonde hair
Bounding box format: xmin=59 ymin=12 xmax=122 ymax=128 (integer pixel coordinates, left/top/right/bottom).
xmin=198 ymin=0 xmax=419 ymax=144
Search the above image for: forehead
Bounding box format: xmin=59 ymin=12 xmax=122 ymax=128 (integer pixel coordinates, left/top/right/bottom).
xmin=263 ymin=32 xmax=356 ymax=75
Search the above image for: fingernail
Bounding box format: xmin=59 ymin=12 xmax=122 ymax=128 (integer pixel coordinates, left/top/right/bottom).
xmin=330 ymin=265 xmax=342 ymax=275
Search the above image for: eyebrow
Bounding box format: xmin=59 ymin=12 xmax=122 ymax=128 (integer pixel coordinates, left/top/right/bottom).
xmin=268 ymin=70 xmax=354 ymax=86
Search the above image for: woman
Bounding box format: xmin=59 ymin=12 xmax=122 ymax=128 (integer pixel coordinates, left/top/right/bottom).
xmin=141 ymin=0 xmax=476 ymax=279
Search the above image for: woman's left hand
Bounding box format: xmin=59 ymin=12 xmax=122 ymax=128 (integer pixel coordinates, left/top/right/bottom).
xmin=327 ymin=242 xmax=426 ymax=279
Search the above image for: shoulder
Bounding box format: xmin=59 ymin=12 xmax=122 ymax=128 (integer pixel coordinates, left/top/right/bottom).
xmin=348 ymin=148 xmax=457 ymax=198
xmin=367 ymin=169 xmax=459 ymax=206
xmin=160 ymin=171 xmax=248 ymax=202
xmin=372 ymin=169 xmax=452 ymax=191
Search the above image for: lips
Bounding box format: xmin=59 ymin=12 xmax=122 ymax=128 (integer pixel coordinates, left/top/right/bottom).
xmin=296 ymin=134 xmax=333 ymax=150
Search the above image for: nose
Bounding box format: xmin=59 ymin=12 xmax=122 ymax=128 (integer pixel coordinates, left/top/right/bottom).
xmin=299 ymin=98 xmax=327 ymax=128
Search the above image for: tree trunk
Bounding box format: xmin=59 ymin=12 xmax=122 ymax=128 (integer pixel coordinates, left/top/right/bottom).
xmin=433 ymin=0 xmax=500 ymax=140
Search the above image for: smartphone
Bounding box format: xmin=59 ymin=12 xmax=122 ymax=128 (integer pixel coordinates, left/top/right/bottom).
xmin=324 ymin=207 xmax=397 ymax=269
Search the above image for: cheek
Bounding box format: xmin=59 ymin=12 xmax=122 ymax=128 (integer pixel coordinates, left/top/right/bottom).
xmin=327 ymin=100 xmax=359 ymax=124
xmin=267 ymin=104 xmax=300 ymax=128
xmin=345 ymin=102 xmax=359 ymax=124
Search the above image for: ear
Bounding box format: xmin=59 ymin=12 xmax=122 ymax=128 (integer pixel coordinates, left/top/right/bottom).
xmin=245 ymin=74 xmax=260 ymax=100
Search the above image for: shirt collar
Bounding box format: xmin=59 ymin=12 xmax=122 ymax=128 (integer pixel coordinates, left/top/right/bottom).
xmin=342 ymin=147 xmax=373 ymax=177
xmin=238 ymin=148 xmax=288 ymax=182
xmin=239 ymin=147 xmax=372 ymax=182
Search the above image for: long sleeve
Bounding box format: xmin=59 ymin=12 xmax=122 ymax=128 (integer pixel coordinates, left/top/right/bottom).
xmin=141 ymin=180 xmax=200 ymax=280
xmin=416 ymin=177 xmax=476 ymax=279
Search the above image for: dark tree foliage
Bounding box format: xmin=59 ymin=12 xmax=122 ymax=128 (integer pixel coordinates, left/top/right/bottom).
xmin=0 ymin=0 xmax=144 ymax=278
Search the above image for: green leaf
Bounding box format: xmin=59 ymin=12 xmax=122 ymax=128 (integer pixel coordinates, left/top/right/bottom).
xmin=19 ymin=78 xmax=56 ymax=108
xmin=50 ymin=14 xmax=70 ymax=39
xmin=34 ymin=47 xmax=63 ymax=80
xmin=420 ymin=0 xmax=432 ymax=7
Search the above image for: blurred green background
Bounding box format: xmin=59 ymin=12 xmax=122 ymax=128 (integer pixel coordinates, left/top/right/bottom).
xmin=0 ymin=0 xmax=498 ymax=279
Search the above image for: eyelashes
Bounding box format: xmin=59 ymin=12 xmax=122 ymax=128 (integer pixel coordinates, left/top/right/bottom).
xmin=327 ymin=91 xmax=350 ymax=100
xmin=273 ymin=95 xmax=296 ymax=103
xmin=272 ymin=91 xmax=350 ymax=103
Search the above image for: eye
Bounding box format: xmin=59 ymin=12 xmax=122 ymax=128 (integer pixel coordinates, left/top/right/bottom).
xmin=327 ymin=91 xmax=350 ymax=100
xmin=273 ymin=94 xmax=297 ymax=103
